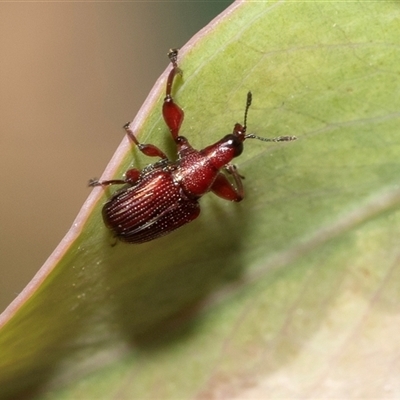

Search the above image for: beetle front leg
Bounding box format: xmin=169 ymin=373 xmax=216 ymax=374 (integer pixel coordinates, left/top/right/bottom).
xmin=211 ymin=165 xmax=244 ymax=202
xmin=162 ymin=48 xmax=184 ymax=141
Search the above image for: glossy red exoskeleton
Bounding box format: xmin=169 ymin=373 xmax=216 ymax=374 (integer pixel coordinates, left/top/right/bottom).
xmin=90 ymin=49 xmax=296 ymax=244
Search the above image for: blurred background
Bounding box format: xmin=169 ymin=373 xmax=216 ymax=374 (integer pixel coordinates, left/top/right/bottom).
xmin=0 ymin=2 xmax=233 ymax=312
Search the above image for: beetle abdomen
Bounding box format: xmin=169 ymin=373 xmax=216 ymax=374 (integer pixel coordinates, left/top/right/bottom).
xmin=102 ymin=170 xmax=200 ymax=243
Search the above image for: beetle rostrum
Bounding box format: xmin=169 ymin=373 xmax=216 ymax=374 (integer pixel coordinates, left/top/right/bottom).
xmin=89 ymin=49 xmax=296 ymax=244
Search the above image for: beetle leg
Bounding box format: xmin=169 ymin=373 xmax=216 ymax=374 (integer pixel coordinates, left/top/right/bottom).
xmin=162 ymin=49 xmax=184 ymax=141
xmin=89 ymin=168 xmax=141 ymax=187
xmin=211 ymin=165 xmax=244 ymax=202
xmin=89 ymin=178 xmax=126 ymax=187
xmin=123 ymin=123 xmax=168 ymax=159
xmin=124 ymin=168 xmax=141 ymax=184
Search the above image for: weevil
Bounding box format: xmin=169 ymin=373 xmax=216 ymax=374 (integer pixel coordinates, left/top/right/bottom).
xmin=89 ymin=49 xmax=296 ymax=243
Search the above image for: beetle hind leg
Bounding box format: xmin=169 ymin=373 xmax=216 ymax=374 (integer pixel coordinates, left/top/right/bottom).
xmin=89 ymin=168 xmax=141 ymax=188
xmin=89 ymin=178 xmax=126 ymax=187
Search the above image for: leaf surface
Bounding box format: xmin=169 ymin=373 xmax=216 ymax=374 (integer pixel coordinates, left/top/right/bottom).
xmin=1 ymin=1 xmax=400 ymax=398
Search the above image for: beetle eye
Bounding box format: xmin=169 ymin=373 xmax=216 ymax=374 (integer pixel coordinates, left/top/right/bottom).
xmin=223 ymin=134 xmax=243 ymax=157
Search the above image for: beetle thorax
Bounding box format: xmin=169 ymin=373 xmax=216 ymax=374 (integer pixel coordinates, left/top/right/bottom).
xmin=172 ymin=149 xmax=219 ymax=198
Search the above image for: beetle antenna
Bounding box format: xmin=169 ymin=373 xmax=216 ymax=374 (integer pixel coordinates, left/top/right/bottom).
xmin=243 ymin=92 xmax=297 ymax=142
xmin=243 ymin=91 xmax=252 ymax=129
xmin=245 ymin=133 xmax=297 ymax=142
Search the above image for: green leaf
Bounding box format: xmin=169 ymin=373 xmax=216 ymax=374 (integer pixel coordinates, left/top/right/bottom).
xmin=1 ymin=1 xmax=400 ymax=398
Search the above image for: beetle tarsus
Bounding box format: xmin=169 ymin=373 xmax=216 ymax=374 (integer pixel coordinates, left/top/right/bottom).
xmin=167 ymin=48 xmax=179 ymax=66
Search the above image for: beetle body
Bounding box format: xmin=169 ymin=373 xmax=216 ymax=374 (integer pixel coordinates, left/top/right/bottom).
xmin=100 ymin=134 xmax=243 ymax=243
xmin=102 ymin=167 xmax=200 ymax=243
xmin=90 ymin=49 xmax=296 ymax=243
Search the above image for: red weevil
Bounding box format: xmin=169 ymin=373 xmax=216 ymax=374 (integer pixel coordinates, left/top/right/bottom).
xmin=89 ymin=49 xmax=296 ymax=244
